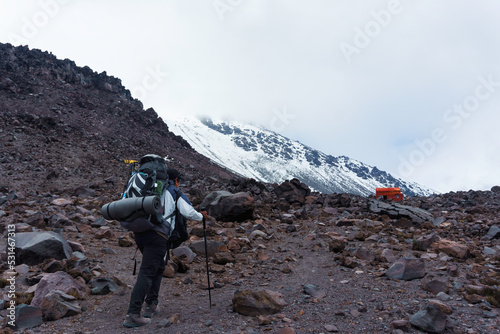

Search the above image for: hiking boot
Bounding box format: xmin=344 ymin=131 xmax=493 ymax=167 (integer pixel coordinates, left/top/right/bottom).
xmin=123 ymin=313 xmax=151 ymax=328
xmin=144 ymin=303 xmax=160 ymax=318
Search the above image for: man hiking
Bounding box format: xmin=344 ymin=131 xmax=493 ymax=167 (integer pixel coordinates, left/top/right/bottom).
xmin=123 ymin=157 xmax=207 ymax=328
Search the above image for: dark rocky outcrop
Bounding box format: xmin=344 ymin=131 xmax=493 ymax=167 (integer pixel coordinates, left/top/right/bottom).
xmin=368 ymin=199 xmax=433 ymax=224
xmin=273 ymin=178 xmax=311 ymax=206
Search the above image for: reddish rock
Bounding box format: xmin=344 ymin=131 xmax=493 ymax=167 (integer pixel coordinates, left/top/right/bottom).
xmin=31 ymin=271 xmax=90 ymax=308
xmin=232 ymin=289 xmax=287 ymax=316
xmin=431 ymin=239 xmax=470 ymax=259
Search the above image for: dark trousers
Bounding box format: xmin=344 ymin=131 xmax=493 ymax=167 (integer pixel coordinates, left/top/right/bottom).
xmin=127 ymin=230 xmax=167 ymax=315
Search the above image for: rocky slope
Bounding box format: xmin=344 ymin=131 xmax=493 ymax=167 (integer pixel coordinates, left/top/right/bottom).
xmin=0 ymin=43 xmax=235 ymax=198
xmin=166 ymin=115 xmax=435 ymax=198
xmin=0 ymin=43 xmax=499 ymax=334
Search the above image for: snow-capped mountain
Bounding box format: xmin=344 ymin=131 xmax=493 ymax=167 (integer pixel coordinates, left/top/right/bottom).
xmin=167 ymin=115 xmax=435 ymax=197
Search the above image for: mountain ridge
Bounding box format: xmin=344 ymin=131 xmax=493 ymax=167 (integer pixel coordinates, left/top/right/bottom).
xmin=167 ymin=115 xmax=435 ymax=197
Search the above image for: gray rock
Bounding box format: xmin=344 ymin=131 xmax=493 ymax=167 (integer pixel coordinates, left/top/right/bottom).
xmin=8 ymin=304 xmax=43 ymax=330
xmin=199 ymin=190 xmax=233 ymax=209
xmin=90 ymin=277 xmax=118 ymax=295
xmin=189 ymin=239 xmax=219 ymax=257
xmin=386 ymin=257 xmax=425 ymax=280
xmin=485 ymin=226 xmax=500 ymax=240
xmin=380 ymin=248 xmax=397 ymax=263
xmin=48 ymin=213 xmax=72 ymax=228
xmin=354 ymin=247 xmax=376 ymax=263
xmin=324 ymin=324 xmax=339 ymax=332
xmin=436 ymin=292 xmax=452 ymax=301
xmin=368 ymin=199 xmax=433 ymax=224
xmin=90 ymin=217 xmax=107 ymax=228
xmin=171 ymin=246 xmax=196 ymax=263
xmin=410 ymin=302 xmax=448 ymax=333
xmin=202 ymin=191 xmax=255 ymax=222
xmin=432 ymin=217 xmax=446 ymax=227
xmin=302 ymin=284 xmax=326 ymax=299
xmin=413 ymin=234 xmax=439 ymax=251
xmin=483 ymin=246 xmax=497 ymax=256
xmin=14 ymin=231 xmax=73 ymax=265
xmin=421 ymin=273 xmax=450 ymax=295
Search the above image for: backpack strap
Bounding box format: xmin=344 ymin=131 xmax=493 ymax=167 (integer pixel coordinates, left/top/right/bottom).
xmin=165 ymin=188 xmax=182 ymax=263
xmin=141 ymin=169 xmax=157 ymax=196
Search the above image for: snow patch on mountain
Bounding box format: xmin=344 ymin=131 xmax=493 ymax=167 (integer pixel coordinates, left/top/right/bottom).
xmin=166 ymin=115 xmax=435 ymax=197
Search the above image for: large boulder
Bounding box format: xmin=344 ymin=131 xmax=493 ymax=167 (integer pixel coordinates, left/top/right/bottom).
xmin=14 ymin=231 xmax=73 ymax=265
xmin=39 ymin=290 xmax=82 ymax=321
xmin=199 ymin=191 xmax=233 ymax=209
xmin=31 ymin=271 xmax=90 ymax=308
xmin=202 ymin=191 xmax=254 ymax=222
xmin=273 ymin=178 xmax=311 ymax=205
xmin=386 ymin=257 xmax=426 ymax=280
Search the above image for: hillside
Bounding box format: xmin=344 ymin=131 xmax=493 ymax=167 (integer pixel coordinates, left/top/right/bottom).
xmin=0 ymin=43 xmax=499 ymax=334
xmin=0 ymin=43 xmax=235 ymax=199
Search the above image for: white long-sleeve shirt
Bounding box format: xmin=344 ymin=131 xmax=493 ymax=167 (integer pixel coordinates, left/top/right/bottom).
xmin=160 ymin=185 xmax=203 ymax=236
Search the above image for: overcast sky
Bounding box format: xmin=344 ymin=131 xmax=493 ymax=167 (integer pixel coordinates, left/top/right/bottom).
xmin=1 ymin=0 xmax=499 ymax=193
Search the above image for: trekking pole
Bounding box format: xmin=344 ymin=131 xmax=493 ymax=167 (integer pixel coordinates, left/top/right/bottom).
xmin=202 ymin=216 xmax=212 ymax=307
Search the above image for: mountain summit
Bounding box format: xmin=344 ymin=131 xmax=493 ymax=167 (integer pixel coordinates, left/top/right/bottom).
xmin=167 ymin=115 xmax=435 ymax=197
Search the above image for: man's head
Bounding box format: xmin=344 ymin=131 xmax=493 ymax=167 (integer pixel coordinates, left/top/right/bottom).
xmin=167 ymin=168 xmax=182 ymax=186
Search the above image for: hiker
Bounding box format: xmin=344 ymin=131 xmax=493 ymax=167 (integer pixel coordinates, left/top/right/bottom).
xmin=123 ymin=157 xmax=207 ymax=328
xmin=165 ymin=168 xmax=206 ymax=236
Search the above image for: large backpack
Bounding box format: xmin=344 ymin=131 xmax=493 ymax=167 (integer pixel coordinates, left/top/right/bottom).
xmin=167 ymin=188 xmax=189 ymax=250
xmin=120 ymin=154 xmax=169 ymax=231
xmin=123 ymin=154 xmax=168 ymax=200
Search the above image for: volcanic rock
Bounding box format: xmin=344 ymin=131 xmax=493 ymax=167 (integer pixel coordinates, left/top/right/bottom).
xmin=14 ymin=231 xmax=73 ymax=265
xmin=39 ymin=290 xmax=82 ymax=321
xmin=232 ymin=289 xmax=288 ymax=316
xmin=8 ymin=304 xmax=43 ymax=331
xmin=273 ymin=178 xmax=311 ymax=205
xmin=386 ymin=257 xmax=426 ymax=280
xmin=410 ymin=300 xmax=451 ymax=333
xmin=90 ymin=277 xmax=118 ymax=295
xmin=421 ymin=273 xmax=450 ymax=295
xmin=368 ymin=199 xmax=433 ymax=224
xmin=31 ymin=271 xmax=90 ymax=308
xmin=202 ymin=191 xmax=254 ymax=222
xmin=431 ymin=239 xmax=470 ymax=259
